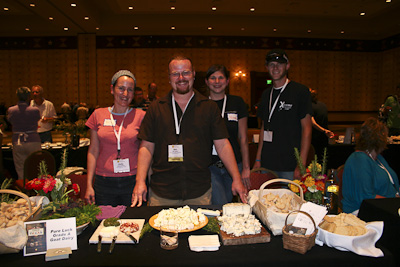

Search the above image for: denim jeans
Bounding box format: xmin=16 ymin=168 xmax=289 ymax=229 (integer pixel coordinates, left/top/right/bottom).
xmin=274 ymin=171 xmax=294 ymax=180
xmin=94 ymin=175 xmax=136 ymax=206
xmin=210 ymin=162 xmax=243 ymax=205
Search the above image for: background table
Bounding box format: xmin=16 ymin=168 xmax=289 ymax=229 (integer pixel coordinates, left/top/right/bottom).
xmin=327 ymin=144 xmax=400 ymax=176
xmin=2 ymin=205 xmax=395 ymax=266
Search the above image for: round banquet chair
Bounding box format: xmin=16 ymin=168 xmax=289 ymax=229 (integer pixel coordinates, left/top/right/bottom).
xmin=14 ymin=150 xmax=56 ymax=191
xmin=249 ymin=167 xmax=279 ymax=191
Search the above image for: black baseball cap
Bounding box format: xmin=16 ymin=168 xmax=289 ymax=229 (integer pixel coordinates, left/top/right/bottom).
xmin=265 ymin=49 xmax=289 ymax=64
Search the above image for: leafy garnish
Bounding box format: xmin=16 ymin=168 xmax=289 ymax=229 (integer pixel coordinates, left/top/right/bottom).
xmin=139 ymin=222 xmax=153 ymax=239
xmin=203 ymin=217 xmax=220 ymax=234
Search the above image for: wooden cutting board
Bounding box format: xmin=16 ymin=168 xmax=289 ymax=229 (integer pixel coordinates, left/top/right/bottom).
xmin=219 ymin=226 xmax=271 ymax=245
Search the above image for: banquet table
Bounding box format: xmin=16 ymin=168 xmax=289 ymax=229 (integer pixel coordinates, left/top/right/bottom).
xmin=327 ymin=144 xmax=400 ymax=176
xmin=2 ymin=143 xmax=88 ymax=178
xmin=358 ymin=198 xmax=400 ymax=266
xmin=2 ymin=205 xmax=396 ymax=267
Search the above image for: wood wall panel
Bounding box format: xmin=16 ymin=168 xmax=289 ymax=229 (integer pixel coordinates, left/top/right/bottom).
xmin=1 ymin=44 xmax=399 ymax=118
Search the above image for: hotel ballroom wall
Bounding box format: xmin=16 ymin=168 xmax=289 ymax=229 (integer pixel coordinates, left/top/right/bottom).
xmin=0 ymin=38 xmax=399 ymax=118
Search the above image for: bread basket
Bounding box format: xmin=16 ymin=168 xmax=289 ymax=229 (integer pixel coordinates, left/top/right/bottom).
xmin=0 ymin=189 xmax=42 ymax=254
xmin=250 ymin=178 xmax=305 ymax=235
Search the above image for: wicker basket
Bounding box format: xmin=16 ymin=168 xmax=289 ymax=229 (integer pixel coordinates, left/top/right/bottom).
xmin=251 ymin=178 xmax=305 ymax=235
xmin=0 ymin=189 xmax=42 ymax=254
xmin=282 ymin=210 xmax=317 ymax=254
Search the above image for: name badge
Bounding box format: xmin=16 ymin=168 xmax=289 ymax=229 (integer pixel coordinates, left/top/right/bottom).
xmin=103 ymin=119 xmax=116 ymax=126
xmin=263 ymin=130 xmax=273 ymax=142
xmin=227 ymin=113 xmax=238 ymax=122
xmin=212 ymin=145 xmax=217 ymax=156
xmin=168 ymin=144 xmax=183 ymax=162
xmin=113 ymin=158 xmax=130 ymax=173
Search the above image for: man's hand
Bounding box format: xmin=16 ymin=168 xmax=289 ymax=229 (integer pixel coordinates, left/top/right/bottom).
xmin=85 ymin=186 xmax=95 ymax=204
xmin=131 ymin=181 xmax=148 ymax=207
xmin=231 ymin=179 xmax=248 ymax=203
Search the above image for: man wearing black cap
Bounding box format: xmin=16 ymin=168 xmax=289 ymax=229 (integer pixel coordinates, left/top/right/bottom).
xmin=253 ymin=49 xmax=312 ymax=179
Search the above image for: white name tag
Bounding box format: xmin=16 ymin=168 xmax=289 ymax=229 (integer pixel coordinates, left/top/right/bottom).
xmin=212 ymin=144 xmax=217 ymax=155
xmin=168 ymin=144 xmax=183 ymax=162
xmin=103 ymin=119 xmax=116 ymax=126
xmin=227 ymin=113 xmax=238 ymax=122
xmin=113 ymin=158 xmax=130 ymax=173
xmin=263 ymin=130 xmax=273 ymax=142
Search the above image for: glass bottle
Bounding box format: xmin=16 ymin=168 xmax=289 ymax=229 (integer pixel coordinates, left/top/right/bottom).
xmin=325 ymin=169 xmax=339 ymax=214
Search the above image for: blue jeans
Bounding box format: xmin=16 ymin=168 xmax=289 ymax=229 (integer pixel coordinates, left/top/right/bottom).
xmin=94 ymin=175 xmax=136 ymax=206
xmin=210 ymin=162 xmax=242 ymax=205
xmin=274 ymin=171 xmax=294 ymax=180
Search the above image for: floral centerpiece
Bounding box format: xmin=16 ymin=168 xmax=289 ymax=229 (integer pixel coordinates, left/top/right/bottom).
xmin=289 ymin=147 xmax=327 ymax=204
xmin=25 ymin=149 xmax=100 ymax=227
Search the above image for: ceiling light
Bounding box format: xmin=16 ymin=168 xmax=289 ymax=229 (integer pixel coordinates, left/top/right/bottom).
xmin=273 ymin=28 xmax=277 ymax=32
xmin=71 ymin=3 xmax=76 ymax=7
xmin=171 ymin=26 xmax=176 ymax=30
xmin=96 ymin=27 xmax=100 ymax=30
xmin=4 ymin=7 xmax=9 ymax=11
xmin=64 ymin=27 xmax=69 ymax=31
xmin=386 ymin=0 xmax=391 ymax=2
xmin=84 ymin=16 xmax=89 ymax=20
xmin=307 ymin=29 xmax=311 ymax=33
xmin=171 ymin=6 xmax=175 ymax=10
xmin=360 ymin=12 xmax=365 ymax=16
xmin=134 ymin=26 xmax=139 ymax=30
xmin=241 ymin=27 xmax=245 ymax=31
xmin=341 ymin=30 xmax=345 ymax=34
xmin=30 ymin=3 xmax=35 ymax=7
xmin=250 ymin=7 xmax=255 ymax=12
xmin=128 ymin=6 xmax=133 ymax=10
xmin=208 ymin=27 xmax=212 ymax=30
xmin=212 ymin=7 xmax=217 ymax=11
xmin=49 ymin=17 xmax=54 ymax=20
xmin=25 ymin=28 xmax=30 ymax=31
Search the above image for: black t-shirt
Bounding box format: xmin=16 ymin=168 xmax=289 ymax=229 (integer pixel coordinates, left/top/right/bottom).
xmin=257 ymin=81 xmax=312 ymax=171
xmin=213 ymin=95 xmax=248 ymax=164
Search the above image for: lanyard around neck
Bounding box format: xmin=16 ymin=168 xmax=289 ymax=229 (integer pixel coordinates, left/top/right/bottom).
xmin=109 ymin=106 xmax=130 ymax=158
xmin=172 ymin=92 xmax=195 ymax=135
xmin=210 ymin=94 xmax=227 ymax=118
xmin=268 ymin=79 xmax=289 ymax=123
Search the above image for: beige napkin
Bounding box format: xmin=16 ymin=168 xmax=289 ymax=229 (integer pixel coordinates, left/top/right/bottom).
xmin=315 ymin=221 xmax=384 ymax=257
xmin=188 ymin=235 xmax=220 ymax=252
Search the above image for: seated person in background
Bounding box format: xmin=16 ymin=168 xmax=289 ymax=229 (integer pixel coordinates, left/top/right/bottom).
xmin=382 ymin=83 xmax=400 ymax=136
xmin=342 ymin=117 xmax=400 ymax=215
xmin=76 ymin=103 xmax=89 ymax=121
xmin=131 ymin=87 xmax=149 ymax=111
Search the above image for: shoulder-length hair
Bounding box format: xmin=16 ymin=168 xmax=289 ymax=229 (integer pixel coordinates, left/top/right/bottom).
xmin=355 ymin=117 xmax=388 ymax=153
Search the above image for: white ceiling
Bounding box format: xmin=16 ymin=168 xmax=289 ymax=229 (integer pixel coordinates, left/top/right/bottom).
xmin=0 ymin=0 xmax=399 ymax=40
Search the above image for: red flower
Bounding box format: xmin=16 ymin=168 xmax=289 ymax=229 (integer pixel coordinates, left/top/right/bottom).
xmin=72 ymin=184 xmax=80 ymax=195
xmin=25 ymin=178 xmax=44 ymax=191
xmin=316 ymin=180 xmax=325 ymax=191
xmin=42 ymin=177 xmax=56 ymax=193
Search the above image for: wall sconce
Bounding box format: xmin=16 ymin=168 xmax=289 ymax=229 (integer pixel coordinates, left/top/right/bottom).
xmin=235 ymin=71 xmax=246 ymax=79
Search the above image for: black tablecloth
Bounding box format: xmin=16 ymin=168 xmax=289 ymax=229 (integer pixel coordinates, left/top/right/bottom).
xmin=2 ymin=205 xmax=396 ymax=267
xmin=358 ymin=198 xmax=400 ymax=266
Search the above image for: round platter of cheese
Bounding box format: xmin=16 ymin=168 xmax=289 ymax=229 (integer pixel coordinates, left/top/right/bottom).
xmin=149 ymin=206 xmax=208 ymax=232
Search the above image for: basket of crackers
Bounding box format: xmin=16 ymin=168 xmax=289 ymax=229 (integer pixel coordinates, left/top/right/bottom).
xmin=0 ymin=189 xmax=43 ymax=254
xmin=315 ymin=213 xmax=384 ymax=257
xmin=282 ymin=210 xmax=317 ymax=254
xmin=249 ymin=178 xmax=305 ymax=235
